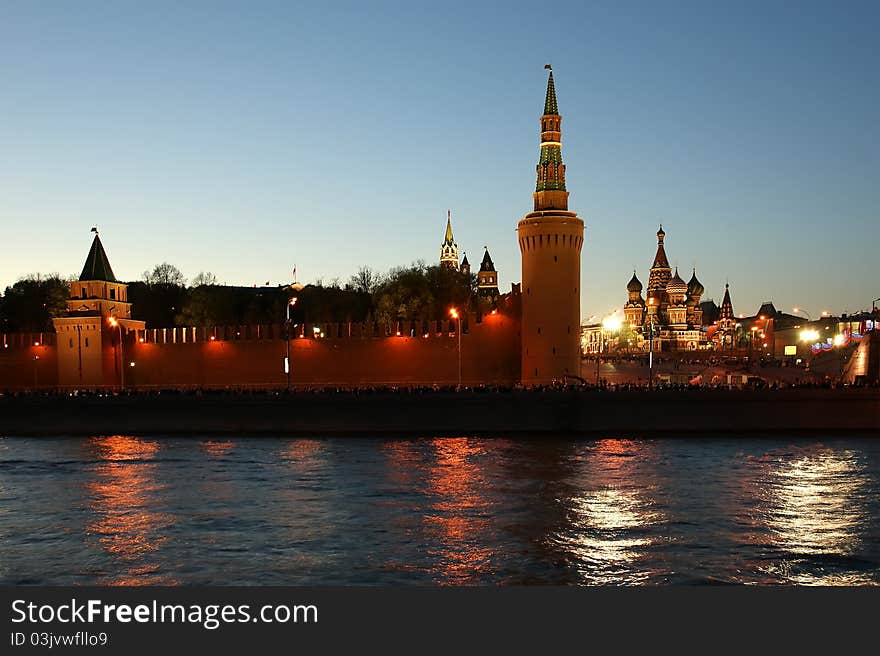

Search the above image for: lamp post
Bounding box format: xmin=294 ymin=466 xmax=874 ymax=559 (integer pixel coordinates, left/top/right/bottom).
xmin=108 ymin=315 xmax=124 ymax=388
xmin=792 ymin=307 xmax=812 ymax=321
xmin=286 ymin=297 xmax=298 ymax=391
xmin=648 ymin=320 xmax=656 ymax=390
xmin=449 ymin=308 xmax=461 ymax=388
xmin=748 ymin=325 xmax=758 ymax=372
xmin=599 ymin=316 xmax=622 ymax=386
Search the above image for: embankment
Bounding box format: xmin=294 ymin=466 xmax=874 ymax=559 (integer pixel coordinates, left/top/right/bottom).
xmin=0 ymin=388 xmax=878 ymax=437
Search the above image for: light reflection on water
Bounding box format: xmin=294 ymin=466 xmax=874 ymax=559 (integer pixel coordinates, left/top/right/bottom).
xmin=85 ymin=436 xmax=177 ymax=585
xmin=551 ymin=440 xmax=668 ymax=585
xmin=737 ymin=446 xmax=874 ymax=585
xmin=0 ymin=436 xmax=878 ymax=585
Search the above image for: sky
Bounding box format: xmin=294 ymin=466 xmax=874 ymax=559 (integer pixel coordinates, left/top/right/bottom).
xmin=1 ymin=0 xmax=877 ymax=321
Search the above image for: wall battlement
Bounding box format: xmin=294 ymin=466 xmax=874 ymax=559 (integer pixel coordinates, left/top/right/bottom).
xmin=0 ymin=312 xmax=521 ymax=390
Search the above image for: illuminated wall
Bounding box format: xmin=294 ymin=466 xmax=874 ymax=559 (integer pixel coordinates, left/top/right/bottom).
xmin=0 ymin=312 xmax=521 ymax=390
xmin=0 ymin=332 xmax=58 ymax=389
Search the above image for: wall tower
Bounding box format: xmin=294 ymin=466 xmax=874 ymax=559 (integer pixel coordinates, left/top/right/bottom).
xmin=52 ymin=230 xmax=145 ymax=387
xmin=518 ymin=66 xmax=584 ymax=384
xmin=440 ymin=210 xmax=459 ymax=270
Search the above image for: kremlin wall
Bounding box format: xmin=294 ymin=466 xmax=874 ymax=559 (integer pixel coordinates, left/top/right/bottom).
xmin=0 ymin=68 xmax=583 ymax=391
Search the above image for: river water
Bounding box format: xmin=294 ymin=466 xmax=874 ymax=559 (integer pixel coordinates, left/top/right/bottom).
xmin=0 ymin=436 xmax=878 ymax=585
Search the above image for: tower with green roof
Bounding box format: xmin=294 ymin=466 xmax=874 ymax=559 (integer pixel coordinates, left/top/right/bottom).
xmin=518 ymin=66 xmax=585 ymax=385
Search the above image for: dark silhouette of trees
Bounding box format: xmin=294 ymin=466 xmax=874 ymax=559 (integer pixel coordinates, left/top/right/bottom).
xmin=2 ymin=262 xmax=481 ymax=331
xmin=1 ymin=274 xmax=70 ymax=332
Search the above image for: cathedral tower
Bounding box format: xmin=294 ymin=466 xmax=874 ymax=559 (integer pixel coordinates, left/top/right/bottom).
xmin=518 ymin=66 xmax=584 ymax=385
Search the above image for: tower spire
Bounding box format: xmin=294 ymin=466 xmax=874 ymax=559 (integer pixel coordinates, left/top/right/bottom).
xmin=533 ymin=65 xmax=568 ymax=211
xmin=543 ymin=64 xmax=558 ymax=115
xmin=440 ymin=210 xmax=459 ymax=269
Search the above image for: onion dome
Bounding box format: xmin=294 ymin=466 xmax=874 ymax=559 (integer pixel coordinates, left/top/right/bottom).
xmin=627 ymin=270 xmax=643 ymax=293
xmin=687 ymin=268 xmax=704 ymax=297
xmin=666 ymin=267 xmax=688 ymax=296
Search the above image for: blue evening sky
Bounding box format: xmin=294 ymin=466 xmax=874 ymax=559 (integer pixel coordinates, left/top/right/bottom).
xmin=1 ymin=0 xmax=877 ymax=320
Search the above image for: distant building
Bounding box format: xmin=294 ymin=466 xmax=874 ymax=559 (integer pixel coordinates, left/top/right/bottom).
xmin=622 ymin=225 xmax=707 ymax=351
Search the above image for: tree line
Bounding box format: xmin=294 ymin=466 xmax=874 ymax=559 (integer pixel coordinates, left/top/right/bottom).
xmin=1 ymin=262 xmax=484 ymax=332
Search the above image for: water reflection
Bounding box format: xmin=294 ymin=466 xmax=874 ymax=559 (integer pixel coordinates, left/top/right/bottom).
xmin=422 ymin=438 xmax=497 ymax=584
xmin=85 ymin=436 xmax=177 ymax=585
xmin=744 ymin=446 xmax=872 ymax=585
xmin=551 ymin=439 xmax=667 ymax=585
xmin=199 ymin=439 xmax=236 ymax=458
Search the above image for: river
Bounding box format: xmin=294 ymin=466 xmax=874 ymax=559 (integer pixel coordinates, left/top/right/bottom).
xmin=1 ymin=436 xmax=878 ymax=585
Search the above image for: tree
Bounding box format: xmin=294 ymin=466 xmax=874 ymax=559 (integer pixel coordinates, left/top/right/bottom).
xmin=1 ymin=274 xmax=70 ymax=332
xmin=143 ymin=262 xmax=185 ymax=287
xmin=349 ymin=266 xmax=379 ymax=294
xmin=191 ymin=271 xmax=218 ymax=287
xmin=371 ymin=262 xmax=475 ymax=324
xmin=132 ymin=263 xmax=188 ymax=327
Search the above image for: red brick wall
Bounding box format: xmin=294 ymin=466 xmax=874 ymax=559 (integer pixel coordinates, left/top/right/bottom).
xmin=129 ymin=313 xmax=520 ymax=389
xmin=1 ymin=313 xmax=521 ymax=389
xmin=0 ymin=333 xmax=58 ymax=390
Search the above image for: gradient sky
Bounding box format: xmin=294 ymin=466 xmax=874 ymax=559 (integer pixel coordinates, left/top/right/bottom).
xmin=1 ymin=0 xmax=877 ymax=321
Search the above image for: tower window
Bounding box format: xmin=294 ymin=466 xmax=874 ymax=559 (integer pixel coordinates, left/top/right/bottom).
xmin=537 ymin=327 xmax=541 ymax=335
xmin=84 ymin=338 xmax=89 ymax=348
xmin=69 ymin=339 xmax=73 ymax=348
xmin=110 ymin=288 xmax=116 ymax=300
xmin=554 ymin=255 xmax=557 ymax=263
xmin=81 ymin=287 xmax=87 ymax=298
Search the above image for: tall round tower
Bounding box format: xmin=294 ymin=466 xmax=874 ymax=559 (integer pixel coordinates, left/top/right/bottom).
xmin=518 ymin=66 xmax=584 ymax=385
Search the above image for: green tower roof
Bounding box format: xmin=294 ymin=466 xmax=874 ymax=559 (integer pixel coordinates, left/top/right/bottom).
xmin=543 ymin=67 xmax=558 ymax=115
xmin=79 ymin=233 xmax=117 ymax=282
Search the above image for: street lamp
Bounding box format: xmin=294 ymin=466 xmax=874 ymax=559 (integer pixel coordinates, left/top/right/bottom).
xmin=749 ymin=325 xmax=758 ymax=371
xmin=107 ymin=315 xmax=124 ymax=388
xmin=449 ymin=307 xmax=461 ymax=388
xmin=647 ymin=320 xmax=656 ymax=390
xmin=286 ymin=297 xmax=298 ymax=391
xmin=598 ymin=315 xmax=622 ymax=385
xmin=792 ymin=307 xmax=811 ymax=321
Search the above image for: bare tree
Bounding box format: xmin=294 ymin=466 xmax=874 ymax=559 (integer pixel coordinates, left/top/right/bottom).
xmin=349 ymin=265 xmax=379 ymax=294
xmin=143 ymin=262 xmax=185 ymax=287
xmin=191 ymin=271 xmax=218 ymax=287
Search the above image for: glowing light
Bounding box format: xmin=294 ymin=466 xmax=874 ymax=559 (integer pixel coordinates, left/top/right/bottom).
xmin=108 ymin=316 xmax=118 ymax=327
xmin=209 ymin=335 xmax=216 ymax=341
xmin=800 ymin=329 xmax=820 ymax=342
xmin=602 ymin=316 xmax=622 ymax=332
xmin=33 ymin=341 xmax=40 ymax=346
xmin=138 ymin=337 xmax=145 ymax=343
xmin=449 ymin=308 xmax=459 ymax=319
xmin=833 ymin=334 xmax=845 ymax=346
